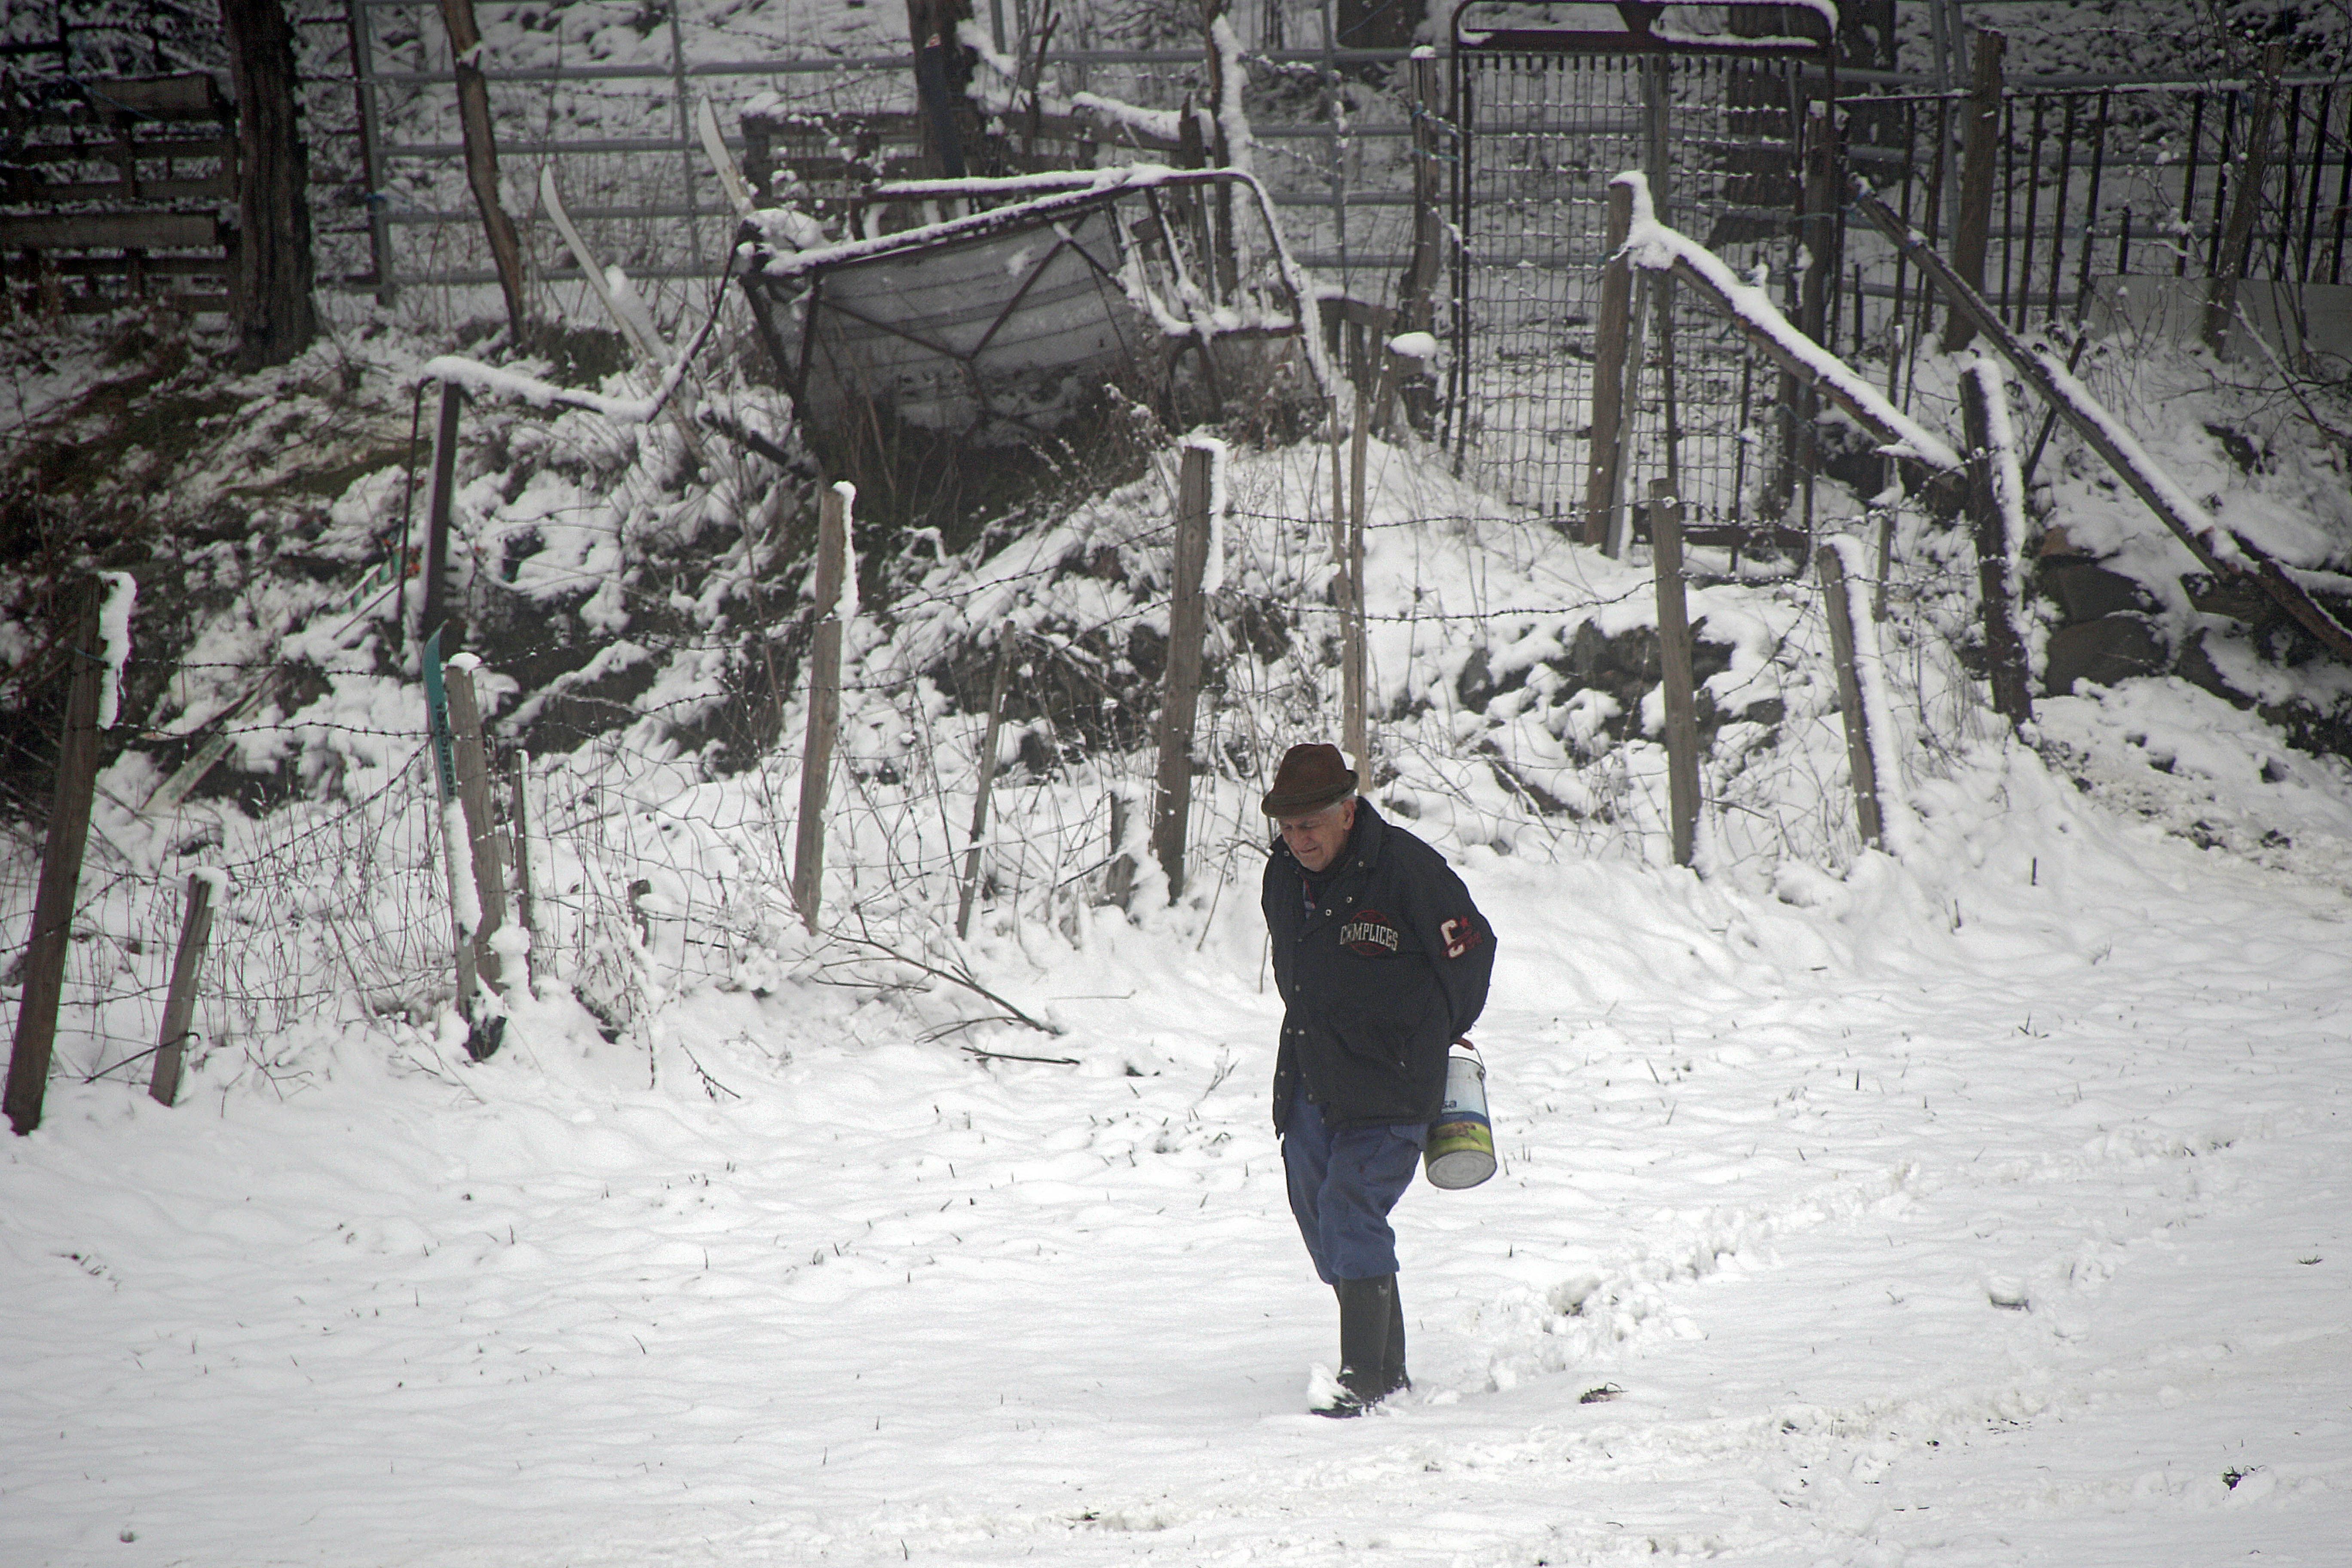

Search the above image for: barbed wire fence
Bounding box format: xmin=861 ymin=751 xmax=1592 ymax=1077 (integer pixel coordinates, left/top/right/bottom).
xmin=0 ymin=383 xmax=2021 ymax=1122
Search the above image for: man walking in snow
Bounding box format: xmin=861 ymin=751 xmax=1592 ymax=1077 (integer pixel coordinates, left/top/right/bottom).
xmin=1259 ymin=742 xmax=1494 ymax=1416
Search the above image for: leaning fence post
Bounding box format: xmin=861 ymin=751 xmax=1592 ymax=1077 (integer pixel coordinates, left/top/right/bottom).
xmin=1583 ymin=180 xmax=1635 ymax=548
xmin=1958 ymin=364 xmax=2036 ymax=729
xmin=792 ymin=483 xmax=850 ymax=931
xmin=146 ymin=873 xmax=217 ymax=1108
xmin=419 ymin=378 xmax=462 ymax=650
xmin=1152 ymin=442 xmax=1216 ymax=901
xmin=956 ymin=623 xmax=1017 ymax=940
xmin=2203 ymin=43 xmax=2286 ymax=354
xmin=1815 ymin=544 xmax=1886 ymax=851
xmin=4 ymin=581 xmax=106 ymax=1136
xmin=1941 ymin=27 xmax=2004 ymax=352
xmin=1650 ymin=480 xmax=1701 ymax=869
xmin=435 ymin=0 xmax=528 ymax=339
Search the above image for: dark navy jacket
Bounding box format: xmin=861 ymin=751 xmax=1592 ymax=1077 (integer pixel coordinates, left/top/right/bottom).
xmin=1263 ymin=800 xmax=1494 ymax=1132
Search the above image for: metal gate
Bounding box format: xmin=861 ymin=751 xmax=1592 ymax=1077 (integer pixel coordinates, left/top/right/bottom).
xmin=1444 ymin=2 xmax=1834 ymax=537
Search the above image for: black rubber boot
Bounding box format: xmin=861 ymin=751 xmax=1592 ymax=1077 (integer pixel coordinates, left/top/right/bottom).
xmin=1383 ymin=1277 xmax=1411 ymax=1397
xmin=1318 ymin=1274 xmax=1396 ymax=1418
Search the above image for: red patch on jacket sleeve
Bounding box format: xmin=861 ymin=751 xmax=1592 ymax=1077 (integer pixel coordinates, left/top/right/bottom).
xmin=1439 ymin=916 xmax=1483 ymax=959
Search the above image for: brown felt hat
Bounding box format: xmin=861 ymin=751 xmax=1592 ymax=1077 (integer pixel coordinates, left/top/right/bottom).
xmin=1259 ymin=743 xmax=1357 ymax=817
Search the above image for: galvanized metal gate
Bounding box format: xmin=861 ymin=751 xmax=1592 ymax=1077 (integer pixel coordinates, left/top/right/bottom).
xmin=1443 ymin=2 xmax=1833 ymax=539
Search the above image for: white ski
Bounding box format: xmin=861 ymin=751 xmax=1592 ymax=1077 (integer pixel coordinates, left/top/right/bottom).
xmin=538 ymin=164 xmax=671 ymax=369
xmin=697 ymin=98 xmax=759 ymax=219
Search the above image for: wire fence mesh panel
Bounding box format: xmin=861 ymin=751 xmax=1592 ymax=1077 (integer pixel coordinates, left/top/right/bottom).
xmin=1446 ymin=40 xmax=1816 ymax=539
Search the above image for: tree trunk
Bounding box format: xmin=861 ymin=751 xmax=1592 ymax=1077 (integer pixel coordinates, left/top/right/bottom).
xmin=219 ymin=0 xmax=317 ymax=369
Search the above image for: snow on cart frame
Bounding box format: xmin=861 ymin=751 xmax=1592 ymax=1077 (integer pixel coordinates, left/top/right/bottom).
xmin=735 ymin=165 xmax=1332 ymax=470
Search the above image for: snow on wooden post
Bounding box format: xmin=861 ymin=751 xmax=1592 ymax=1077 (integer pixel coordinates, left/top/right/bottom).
xmin=1958 ymin=363 xmax=2036 ymax=730
xmin=4 ymin=580 xmax=107 ymax=1136
xmin=1152 ymin=442 xmax=1217 ymax=902
xmin=793 ymin=483 xmax=851 ymax=932
xmin=1650 ymin=480 xmax=1701 ymax=869
xmin=1852 ymin=182 xmax=2352 ymax=662
xmin=1815 ymin=544 xmax=1886 ymax=852
xmin=443 ymin=658 xmax=509 ymax=1004
xmin=1583 ymin=180 xmax=1635 ymax=548
xmin=146 ymin=872 xmax=217 ymax=1108
xmin=956 ymin=623 xmax=1017 ymax=940
xmin=1941 ymin=27 xmax=2003 ymax=352
xmin=435 ymin=0 xmax=528 ymax=340
xmin=2203 ymin=43 xmax=2286 ymax=355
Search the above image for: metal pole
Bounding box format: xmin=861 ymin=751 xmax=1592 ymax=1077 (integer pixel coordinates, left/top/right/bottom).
xmin=346 ymin=0 xmax=395 ymax=301
xmin=668 ymin=0 xmax=704 ymax=266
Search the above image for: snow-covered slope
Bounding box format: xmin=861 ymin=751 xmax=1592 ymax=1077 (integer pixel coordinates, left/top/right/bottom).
xmin=5 ymin=700 xmax=2351 ymax=1565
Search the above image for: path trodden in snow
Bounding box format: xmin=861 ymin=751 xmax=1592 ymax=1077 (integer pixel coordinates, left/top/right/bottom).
xmin=3 ymin=738 xmax=2349 ymax=1567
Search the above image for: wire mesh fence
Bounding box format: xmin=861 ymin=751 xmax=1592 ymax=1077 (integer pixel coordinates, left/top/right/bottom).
xmin=1443 ymin=46 xmax=1819 ymax=536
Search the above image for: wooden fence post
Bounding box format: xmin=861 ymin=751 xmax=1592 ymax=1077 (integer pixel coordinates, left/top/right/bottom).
xmin=4 ymin=582 xmax=105 ymax=1136
xmin=507 ymin=748 xmax=536 ymax=986
xmin=1941 ymin=27 xmax=2004 ymax=352
xmin=146 ymin=873 xmax=216 ymax=1108
xmin=1583 ymin=180 xmax=1635 ymax=547
xmin=420 ymin=635 xmax=479 ymax=1030
xmin=2203 ymin=43 xmax=2286 ymax=354
xmin=1384 ymin=46 xmax=1443 ymax=435
xmin=443 ymin=659 xmax=508 ymax=1001
xmin=420 ymin=379 xmax=462 ymax=650
xmin=956 ymin=623 xmax=1017 ymax=940
xmin=1815 ymin=545 xmax=1885 ymax=851
xmin=1151 ymin=444 xmax=1216 ymax=900
xmin=1958 ymin=365 xmax=2036 ymax=729
xmin=1611 ymin=271 xmax=1652 ymax=557
xmin=1650 ymin=479 xmax=1701 ymax=869
xmin=435 ymin=0 xmax=527 ymax=340
xmin=792 ymin=483 xmax=849 ymax=931
xmin=1342 ymin=403 xmax=1371 ymax=777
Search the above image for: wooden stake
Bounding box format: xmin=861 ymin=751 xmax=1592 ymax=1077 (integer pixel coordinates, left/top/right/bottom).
xmin=444 ymin=662 xmax=508 ymax=1000
xmin=1958 ymin=367 xmax=2036 ymax=729
xmin=2204 ymin=43 xmax=2287 ymax=353
xmin=1345 ymin=366 xmax=1379 ymax=777
xmin=4 ymin=582 xmax=105 ymax=1137
xmin=507 ymin=748 xmax=536 ymax=987
xmin=1651 ymin=480 xmax=1700 ymax=869
xmin=1151 ymin=445 xmax=1215 ymax=901
xmin=1583 ymin=181 xmax=1635 ymax=547
xmin=420 ymin=380 xmax=462 ymax=650
xmin=1103 ymin=791 xmax=1137 ymax=912
xmin=1942 ymin=27 xmax=2004 ymax=352
xmin=956 ymin=624 xmax=1017 ymax=940
xmin=146 ymin=873 xmax=216 ymax=1108
xmin=1816 ymin=545 xmax=1885 ymax=851
xmin=793 ymin=485 xmax=848 ymax=931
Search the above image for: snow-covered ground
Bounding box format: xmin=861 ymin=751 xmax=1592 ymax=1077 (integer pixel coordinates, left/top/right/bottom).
xmin=5 ymin=703 xmax=2349 ymax=1565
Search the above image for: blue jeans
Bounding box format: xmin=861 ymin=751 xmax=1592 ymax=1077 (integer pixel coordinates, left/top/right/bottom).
xmin=1281 ymin=1086 xmax=1427 ymax=1284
